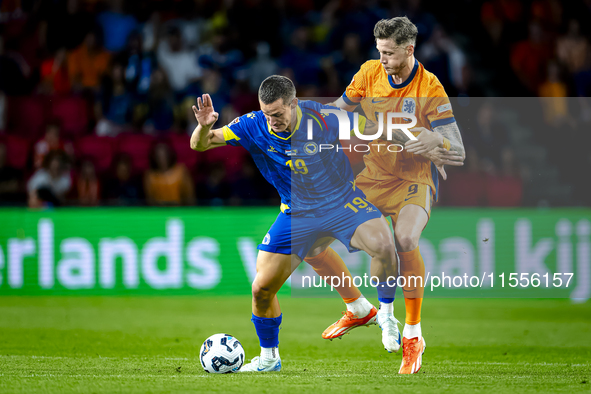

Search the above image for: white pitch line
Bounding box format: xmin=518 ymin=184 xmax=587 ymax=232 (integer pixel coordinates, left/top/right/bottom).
xmin=0 ymin=373 xmax=287 ymax=379
xmin=2 ymin=355 xmax=589 ymax=368
xmin=430 ymin=361 xmax=591 ymax=367
xmin=1 ymin=371 xmax=587 ymax=380
xmin=1 ymin=356 xmax=589 ymax=371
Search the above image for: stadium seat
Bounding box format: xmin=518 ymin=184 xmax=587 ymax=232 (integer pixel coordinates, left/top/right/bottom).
xmin=50 ymin=96 xmax=89 ymax=137
xmin=439 ymin=171 xmax=486 ymax=206
xmin=75 ymin=135 xmax=115 ymax=174
xmin=485 ymin=174 xmax=523 ymax=207
xmin=167 ymin=133 xmax=200 ymax=171
xmin=1 ymin=135 xmax=31 ymax=169
xmin=7 ymin=96 xmax=47 ymax=138
xmin=203 ymin=145 xmax=247 ymax=178
xmin=116 ymin=133 xmax=155 ymax=173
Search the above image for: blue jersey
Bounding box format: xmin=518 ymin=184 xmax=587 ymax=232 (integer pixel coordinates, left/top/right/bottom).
xmin=222 ymin=100 xmax=366 ymax=217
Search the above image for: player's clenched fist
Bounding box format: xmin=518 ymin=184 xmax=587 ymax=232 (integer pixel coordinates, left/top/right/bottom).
xmin=192 ymin=94 xmax=219 ymax=129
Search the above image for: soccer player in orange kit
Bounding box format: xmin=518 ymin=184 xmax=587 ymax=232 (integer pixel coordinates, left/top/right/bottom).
xmin=330 ymin=16 xmax=466 ymax=374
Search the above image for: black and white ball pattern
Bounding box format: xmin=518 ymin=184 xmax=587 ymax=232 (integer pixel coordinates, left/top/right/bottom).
xmin=200 ymin=333 xmax=245 ymax=373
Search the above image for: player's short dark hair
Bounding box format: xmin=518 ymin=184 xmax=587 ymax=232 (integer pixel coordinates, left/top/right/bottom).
xmin=374 ymin=17 xmax=418 ymax=47
xmin=258 ymin=75 xmax=296 ymax=105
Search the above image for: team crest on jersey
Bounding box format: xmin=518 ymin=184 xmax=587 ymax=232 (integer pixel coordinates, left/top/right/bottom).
xmin=402 ymin=98 xmax=416 ymax=115
xmin=304 ymin=142 xmax=318 ymax=155
xmin=263 ymin=233 xmax=271 ymax=245
xmin=402 ymin=98 xmax=416 ymax=122
xmin=285 ymin=149 xmax=297 ymax=156
xmin=229 ymin=117 xmax=240 ymax=126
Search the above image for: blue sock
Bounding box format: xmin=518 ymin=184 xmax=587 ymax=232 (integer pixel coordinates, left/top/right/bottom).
xmin=251 ymin=314 xmax=282 ymax=348
xmin=377 ymin=281 xmax=397 ymax=304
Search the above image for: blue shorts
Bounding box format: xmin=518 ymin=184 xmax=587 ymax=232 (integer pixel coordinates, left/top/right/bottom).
xmin=257 ymin=189 xmax=383 ymax=260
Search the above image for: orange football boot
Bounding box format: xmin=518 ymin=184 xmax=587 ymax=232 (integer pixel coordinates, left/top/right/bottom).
xmin=322 ymin=306 xmax=378 ymax=340
xmin=399 ymin=336 xmax=426 ymax=374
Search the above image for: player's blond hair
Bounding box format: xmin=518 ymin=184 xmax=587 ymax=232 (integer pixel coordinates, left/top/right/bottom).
xmin=374 ymin=17 xmax=418 ymax=48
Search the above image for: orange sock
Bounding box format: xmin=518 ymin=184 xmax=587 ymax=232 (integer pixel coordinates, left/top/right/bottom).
xmin=403 ymin=298 xmax=423 ymax=325
xmin=398 ymin=246 xmax=425 ymax=325
xmin=305 ymin=247 xmax=361 ymax=303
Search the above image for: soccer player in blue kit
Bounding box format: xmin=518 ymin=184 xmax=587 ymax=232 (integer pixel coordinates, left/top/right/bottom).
xmin=191 ymin=76 xmax=398 ymax=372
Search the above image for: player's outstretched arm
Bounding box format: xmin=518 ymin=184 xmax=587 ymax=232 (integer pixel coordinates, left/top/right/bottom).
xmin=370 ymin=120 xmax=413 ymax=146
xmin=406 ymin=122 xmax=465 ymax=160
xmin=433 ymin=121 xmax=465 ymax=160
xmin=190 ymin=94 xmax=226 ymax=152
xmin=331 ymin=96 xmax=358 ymax=112
xmin=423 ymin=147 xmax=464 ymax=180
xmin=405 ymin=127 xmax=443 ymax=154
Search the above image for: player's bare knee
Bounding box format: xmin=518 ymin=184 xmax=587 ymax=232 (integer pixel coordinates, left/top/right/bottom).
xmin=371 ymin=239 xmax=395 ymax=262
xmin=395 ymin=232 xmax=419 ymax=252
xmin=251 ymin=282 xmax=274 ymax=305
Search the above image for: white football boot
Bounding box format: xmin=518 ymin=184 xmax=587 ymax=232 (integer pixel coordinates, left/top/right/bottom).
xmin=239 ymin=356 xmax=282 ymax=372
xmin=377 ymin=313 xmax=401 ymax=353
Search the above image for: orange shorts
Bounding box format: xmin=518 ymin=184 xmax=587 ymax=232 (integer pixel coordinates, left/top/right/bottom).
xmin=356 ymin=175 xmax=433 ymax=225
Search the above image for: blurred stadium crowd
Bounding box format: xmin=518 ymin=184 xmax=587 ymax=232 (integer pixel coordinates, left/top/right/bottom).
xmin=0 ymin=0 xmax=589 ymax=207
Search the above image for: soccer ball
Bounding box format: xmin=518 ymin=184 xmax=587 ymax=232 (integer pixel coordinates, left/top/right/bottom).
xmin=199 ymin=333 xmax=245 ymax=373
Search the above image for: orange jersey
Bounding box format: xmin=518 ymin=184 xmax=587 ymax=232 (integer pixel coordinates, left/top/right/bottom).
xmin=342 ymin=59 xmax=455 ymax=200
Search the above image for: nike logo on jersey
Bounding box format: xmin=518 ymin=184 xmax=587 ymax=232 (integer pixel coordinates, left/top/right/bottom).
xmin=405 ymin=196 xmax=417 ymax=201
xmin=371 ymin=98 xmax=386 ymax=103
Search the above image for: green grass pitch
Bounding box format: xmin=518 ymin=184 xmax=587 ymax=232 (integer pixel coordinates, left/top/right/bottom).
xmin=0 ymin=296 xmax=589 ymax=393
